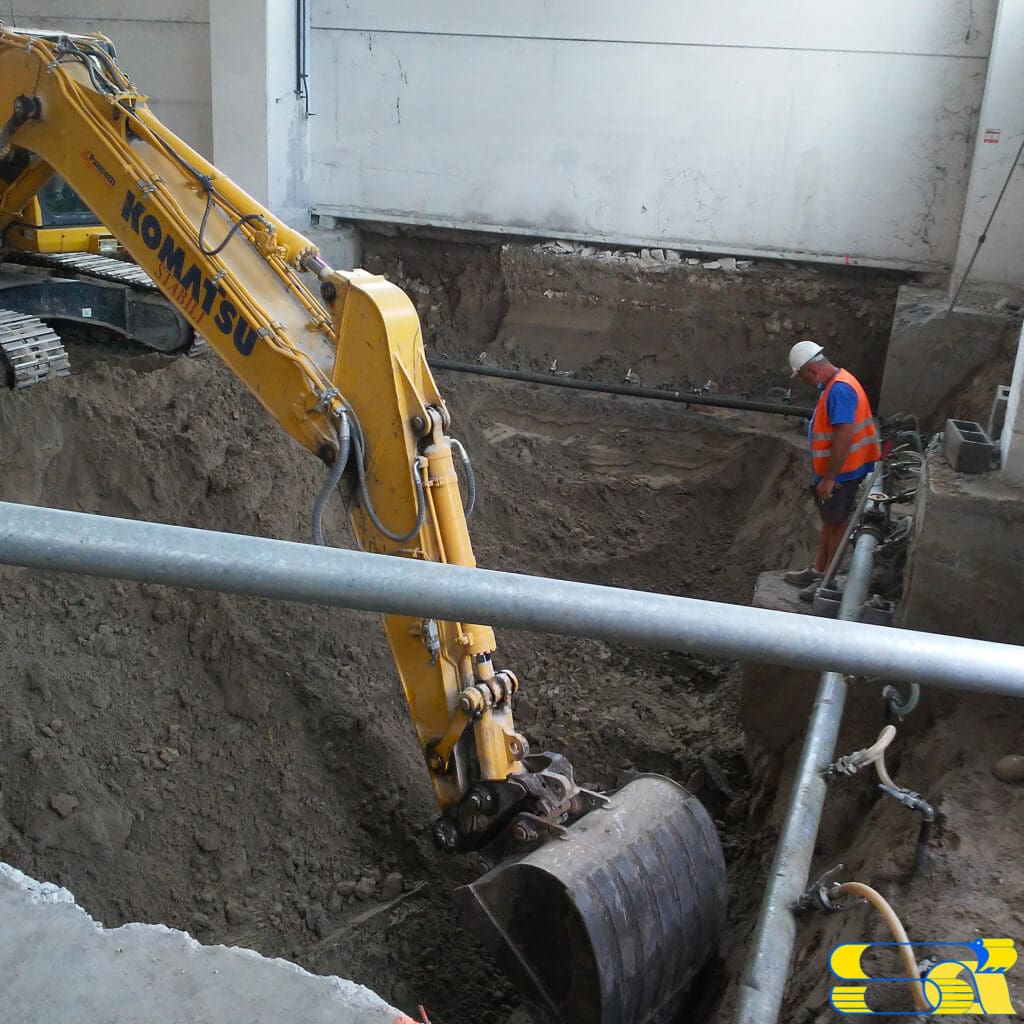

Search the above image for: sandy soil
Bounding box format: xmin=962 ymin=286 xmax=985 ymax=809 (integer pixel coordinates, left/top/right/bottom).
xmin=0 ymin=336 xmax=811 ymax=1021
xmin=1 ymin=240 xmax=1018 ymax=1024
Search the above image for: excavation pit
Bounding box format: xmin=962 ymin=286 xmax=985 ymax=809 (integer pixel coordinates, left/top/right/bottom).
xmin=1 ymin=239 xmax=1020 ymax=1022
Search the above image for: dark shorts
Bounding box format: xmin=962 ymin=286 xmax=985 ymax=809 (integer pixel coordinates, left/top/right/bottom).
xmin=811 ymin=478 xmax=862 ymax=525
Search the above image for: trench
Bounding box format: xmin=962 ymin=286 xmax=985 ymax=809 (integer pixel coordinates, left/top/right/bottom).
xmin=0 ymin=238 xmax=943 ymax=1023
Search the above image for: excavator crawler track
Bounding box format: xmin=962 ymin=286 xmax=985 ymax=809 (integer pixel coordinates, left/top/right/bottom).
xmin=8 ymin=250 xmax=159 ymax=290
xmin=0 ymin=308 xmax=70 ymax=388
xmin=5 ymin=252 xmax=208 ymax=361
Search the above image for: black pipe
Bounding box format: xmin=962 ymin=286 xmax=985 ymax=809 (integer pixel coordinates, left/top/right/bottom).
xmin=427 ymin=359 xmax=815 ymax=418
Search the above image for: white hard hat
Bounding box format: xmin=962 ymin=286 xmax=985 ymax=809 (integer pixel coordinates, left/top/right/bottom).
xmin=788 ymin=340 xmax=824 ymax=377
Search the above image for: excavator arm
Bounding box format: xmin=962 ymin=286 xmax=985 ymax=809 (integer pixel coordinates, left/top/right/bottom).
xmin=0 ymin=26 xmax=726 ymax=1024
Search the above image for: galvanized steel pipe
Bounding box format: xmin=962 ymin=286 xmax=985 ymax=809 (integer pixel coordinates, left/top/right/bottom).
xmin=1 ymin=501 xmax=1023 ymax=697
xmin=735 ymin=525 xmax=880 ymax=1024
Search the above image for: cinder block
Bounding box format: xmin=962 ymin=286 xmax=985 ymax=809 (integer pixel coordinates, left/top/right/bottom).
xmin=944 ymin=419 xmax=995 ymax=474
xmin=988 ymin=384 xmax=1012 ymax=444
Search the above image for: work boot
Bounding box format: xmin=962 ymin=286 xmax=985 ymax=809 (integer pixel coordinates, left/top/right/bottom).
xmin=798 ymin=581 xmax=819 ymax=603
xmin=783 ymin=566 xmax=823 ymax=587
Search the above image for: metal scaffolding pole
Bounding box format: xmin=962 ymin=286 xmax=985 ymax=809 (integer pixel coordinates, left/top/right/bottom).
xmin=0 ymin=501 xmax=1022 ymax=696
xmin=735 ymin=519 xmax=881 ymax=1024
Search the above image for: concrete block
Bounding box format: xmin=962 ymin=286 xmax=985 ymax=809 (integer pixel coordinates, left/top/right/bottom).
xmin=878 ymin=285 xmax=1021 ymax=428
xmin=811 ymin=585 xmax=893 ymax=625
xmin=988 ymin=384 xmax=1012 ymax=443
xmin=1002 ymin=323 xmax=1024 ymax=485
xmin=944 ymin=418 xmax=995 ymax=474
xmin=306 ymin=224 xmax=363 ymax=270
xmin=0 ymin=862 xmax=409 ymax=1024
xmin=739 ymin=573 xmax=919 ymax=754
xmin=902 ymin=453 xmax=1024 ymax=644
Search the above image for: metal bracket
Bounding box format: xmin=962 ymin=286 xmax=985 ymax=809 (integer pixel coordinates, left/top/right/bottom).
xmin=795 ymin=864 xmax=857 ymax=915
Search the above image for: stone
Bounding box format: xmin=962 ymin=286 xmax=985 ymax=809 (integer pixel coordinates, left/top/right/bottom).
xmin=718 ymin=257 xmax=737 ymax=271
xmin=304 ymin=903 xmax=325 ymax=932
xmin=50 ymin=793 xmax=78 ymax=818
xmin=353 ymin=876 xmax=376 ymax=901
xmin=224 ymin=901 xmax=251 ymax=926
xmin=764 ymin=317 xmax=782 ymax=335
xmin=993 ymin=755 xmax=1024 ymax=783
xmin=380 ymin=872 xmax=403 ymax=900
xmin=701 ymin=260 xmax=721 ymax=270
xmin=336 ymin=880 xmax=357 ymax=898
xmin=195 ymin=831 xmax=221 ymax=853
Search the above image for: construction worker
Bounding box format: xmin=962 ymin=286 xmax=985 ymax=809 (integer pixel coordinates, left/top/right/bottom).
xmin=784 ymin=341 xmax=881 ymax=601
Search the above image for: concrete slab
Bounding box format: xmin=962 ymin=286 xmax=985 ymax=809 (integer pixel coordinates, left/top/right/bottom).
xmin=739 ymin=571 xmax=944 ymax=755
xmin=0 ymin=862 xmax=411 ymax=1024
xmin=878 ymin=285 xmax=1021 ymax=428
xmin=308 ymin=223 xmax=363 ymax=271
xmin=902 ymin=449 xmax=1024 ymax=644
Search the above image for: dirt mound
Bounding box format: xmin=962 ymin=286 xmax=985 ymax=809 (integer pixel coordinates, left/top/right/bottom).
xmin=0 ymin=329 xmax=812 ymax=1021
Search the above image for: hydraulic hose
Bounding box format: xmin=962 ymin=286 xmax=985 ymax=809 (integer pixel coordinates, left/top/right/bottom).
xmin=833 ymin=726 xmax=936 ymax=881
xmin=449 ymin=438 xmax=476 ymax=517
xmin=311 ymin=415 xmax=351 ymax=546
xmin=834 ymin=882 xmax=929 ymax=1012
xmin=883 ymin=682 xmax=920 ymax=720
xmin=350 ymin=426 xmax=427 ymax=544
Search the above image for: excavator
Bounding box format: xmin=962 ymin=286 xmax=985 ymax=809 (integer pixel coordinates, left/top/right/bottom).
xmin=0 ymin=26 xmax=727 ymax=1024
xmin=0 ymin=140 xmax=201 ymax=386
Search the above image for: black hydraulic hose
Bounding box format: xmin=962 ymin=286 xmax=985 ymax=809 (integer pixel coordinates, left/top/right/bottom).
xmin=913 ymin=814 xmax=934 ymax=880
xmin=311 ymin=416 xmax=351 ymax=546
xmin=350 ymin=426 xmax=427 ymax=543
xmin=427 ymin=359 xmax=815 ymax=418
xmin=449 ymin=438 xmax=476 ymax=517
xmin=878 ymin=782 xmax=935 ymax=880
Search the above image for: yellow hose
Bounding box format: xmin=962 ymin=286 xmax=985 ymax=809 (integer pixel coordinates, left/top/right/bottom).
xmin=836 ymin=881 xmax=930 ymax=1012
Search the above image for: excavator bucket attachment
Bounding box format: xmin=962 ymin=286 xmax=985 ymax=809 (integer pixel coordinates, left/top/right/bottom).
xmin=457 ymin=775 xmax=727 ymax=1024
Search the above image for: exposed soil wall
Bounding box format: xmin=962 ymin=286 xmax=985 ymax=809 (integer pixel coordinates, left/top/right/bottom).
xmin=0 ymin=337 xmax=809 ymax=1021
xmin=4 ymin=240 xmax=1013 ymax=1024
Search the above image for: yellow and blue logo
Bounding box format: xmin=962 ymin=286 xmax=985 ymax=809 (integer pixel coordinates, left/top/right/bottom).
xmin=830 ymin=937 xmax=1018 ymax=1015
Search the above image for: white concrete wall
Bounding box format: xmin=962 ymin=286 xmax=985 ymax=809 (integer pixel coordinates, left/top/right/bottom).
xmin=210 ymin=0 xmax=310 ymax=222
xmin=950 ymin=0 xmax=1024 ymax=295
xmin=308 ymin=1 xmax=996 ymax=270
xmin=1002 ymin=321 xmax=1024 ymax=484
xmin=9 ymin=1 xmax=212 ymax=156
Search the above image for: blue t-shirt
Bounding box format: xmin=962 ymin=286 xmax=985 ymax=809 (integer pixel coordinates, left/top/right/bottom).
xmin=809 ymin=379 xmax=874 ymax=483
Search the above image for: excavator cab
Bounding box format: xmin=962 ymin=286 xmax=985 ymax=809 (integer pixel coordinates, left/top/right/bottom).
xmin=3 ymin=169 xmax=119 ymax=255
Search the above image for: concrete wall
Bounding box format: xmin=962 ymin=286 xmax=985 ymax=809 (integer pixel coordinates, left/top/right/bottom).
xmin=209 ymin=0 xmax=310 ymax=222
xmin=9 ymin=1 xmax=212 ymax=156
xmin=1001 ymin=321 xmax=1024 ymax=483
xmin=308 ymin=0 xmax=996 ymax=271
xmin=878 ymin=285 xmax=1022 ymax=427
xmin=950 ymin=0 xmax=1024 ymax=295
xmin=902 ymin=452 xmax=1024 ymax=645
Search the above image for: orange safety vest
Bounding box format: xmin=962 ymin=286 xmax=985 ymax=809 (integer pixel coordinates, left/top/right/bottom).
xmin=810 ymin=369 xmax=881 ymax=478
